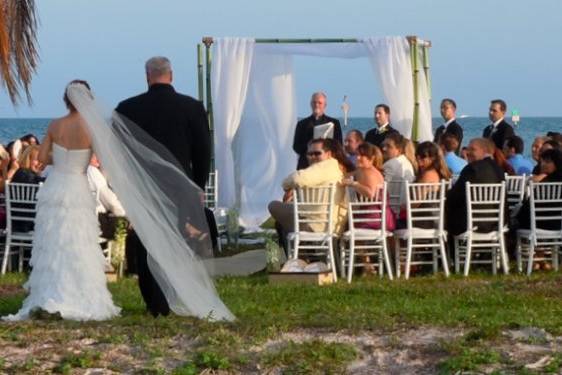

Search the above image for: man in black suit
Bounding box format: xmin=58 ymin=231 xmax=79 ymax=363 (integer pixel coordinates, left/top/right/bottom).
xmin=482 ymin=99 xmax=515 ymax=149
xmin=293 ymin=92 xmax=342 ymax=170
xmin=434 ymin=98 xmax=463 ymax=152
xmin=116 ymin=56 xmax=211 ymax=317
xmin=364 ymin=104 xmax=399 ymax=148
xmin=445 ymin=138 xmax=505 ymax=238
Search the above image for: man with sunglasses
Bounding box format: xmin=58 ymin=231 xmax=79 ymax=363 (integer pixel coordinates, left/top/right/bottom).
xmin=269 ymin=139 xmax=346 ymax=254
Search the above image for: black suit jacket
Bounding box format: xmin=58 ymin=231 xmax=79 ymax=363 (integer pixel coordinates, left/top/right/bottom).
xmin=445 ymin=157 xmax=505 ymax=236
xmin=115 ymin=84 xmax=211 ymax=189
xmin=482 ymin=119 xmax=515 ymax=150
xmin=434 ymin=120 xmax=463 ymax=151
xmin=292 ymin=114 xmax=342 ymax=170
xmin=364 ymin=125 xmax=400 ymax=149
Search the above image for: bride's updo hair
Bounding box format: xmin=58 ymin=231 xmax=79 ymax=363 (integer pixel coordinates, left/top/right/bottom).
xmin=64 ymin=79 xmax=91 ymax=111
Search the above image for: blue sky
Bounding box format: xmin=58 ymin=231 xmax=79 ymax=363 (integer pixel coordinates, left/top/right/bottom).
xmin=0 ymin=0 xmax=561 ymax=118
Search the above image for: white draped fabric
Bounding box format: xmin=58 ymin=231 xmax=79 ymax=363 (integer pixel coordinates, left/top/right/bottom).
xmin=211 ymin=37 xmax=432 ymax=228
xmin=211 ymin=38 xmax=255 ymax=208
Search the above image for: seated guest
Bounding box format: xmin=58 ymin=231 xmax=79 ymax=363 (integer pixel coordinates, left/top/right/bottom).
xmin=20 ymin=133 xmax=40 ymax=147
xmin=268 ymin=138 xmax=349 ymax=242
xmin=445 ymin=138 xmax=505 ymax=237
xmin=0 ymin=145 xmax=10 ymax=193
xmin=381 ymin=133 xmax=415 ymax=209
xmin=531 ymin=136 xmax=549 ymax=175
xmin=516 ymin=149 xmax=562 ymax=230
xmin=364 ymin=104 xmax=399 ymax=148
xmin=404 ymin=138 xmax=419 ymax=176
xmin=440 ymin=133 xmax=467 ymax=175
xmin=503 ymin=135 xmax=534 ymax=176
xmin=87 ymin=154 xmax=126 ymax=217
xmin=344 ymin=129 xmax=363 ymax=165
xmin=532 ymin=139 xmax=562 ymax=182
xmin=493 ymin=145 xmax=515 ymax=176
xmin=11 ymin=145 xmax=45 ymax=184
xmin=460 ymin=146 xmax=469 ymax=161
xmin=415 ymin=141 xmax=451 ymax=183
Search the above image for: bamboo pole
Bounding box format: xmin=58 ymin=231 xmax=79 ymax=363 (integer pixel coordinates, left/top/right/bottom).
xmin=407 ymin=35 xmax=420 ymax=142
xmin=203 ymin=38 xmax=214 ymax=169
xmin=197 ymin=44 xmax=204 ymax=102
xmin=422 ymin=43 xmax=431 ymax=102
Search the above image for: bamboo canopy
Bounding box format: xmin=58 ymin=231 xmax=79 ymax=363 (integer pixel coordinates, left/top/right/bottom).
xmin=198 ymin=36 xmax=432 ymax=146
xmin=0 ymin=0 xmax=40 ymax=105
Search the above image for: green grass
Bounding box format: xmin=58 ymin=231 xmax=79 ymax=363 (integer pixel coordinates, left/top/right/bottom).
xmin=1 ymin=271 xmax=562 ymax=373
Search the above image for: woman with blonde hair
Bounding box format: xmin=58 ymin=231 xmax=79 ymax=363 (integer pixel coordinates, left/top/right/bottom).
xmin=11 ymin=144 xmax=44 ymax=184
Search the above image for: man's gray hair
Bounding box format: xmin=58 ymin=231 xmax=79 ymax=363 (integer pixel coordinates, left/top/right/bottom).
xmin=145 ymin=56 xmax=172 ymax=77
xmin=311 ymin=91 xmax=327 ymax=101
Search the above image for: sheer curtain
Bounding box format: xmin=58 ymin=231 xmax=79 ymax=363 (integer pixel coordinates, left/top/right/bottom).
xmin=236 ymin=51 xmax=297 ymax=230
xmin=211 ymin=38 xmax=255 ymax=208
xmin=362 ymin=37 xmax=415 ymax=138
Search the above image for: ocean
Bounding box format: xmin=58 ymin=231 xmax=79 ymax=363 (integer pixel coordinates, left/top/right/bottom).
xmin=0 ymin=117 xmax=559 ymax=158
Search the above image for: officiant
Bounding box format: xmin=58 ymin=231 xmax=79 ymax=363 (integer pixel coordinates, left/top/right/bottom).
xmin=292 ymin=92 xmax=342 ymax=169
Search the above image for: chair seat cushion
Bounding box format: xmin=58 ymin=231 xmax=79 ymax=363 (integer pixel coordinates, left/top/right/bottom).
xmin=341 ymin=228 xmax=388 ymax=240
xmin=287 ymin=231 xmax=334 ymax=241
xmin=394 ymin=228 xmax=444 ymax=239
xmin=454 ymin=230 xmax=504 ymax=241
xmin=517 ymin=228 xmax=562 ymax=239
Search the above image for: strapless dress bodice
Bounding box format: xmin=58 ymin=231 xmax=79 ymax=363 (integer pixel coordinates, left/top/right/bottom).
xmin=52 ymin=143 xmax=92 ymax=175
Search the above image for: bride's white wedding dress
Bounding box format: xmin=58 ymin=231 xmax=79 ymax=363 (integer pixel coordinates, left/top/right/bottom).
xmin=4 ymin=143 xmax=121 ymax=321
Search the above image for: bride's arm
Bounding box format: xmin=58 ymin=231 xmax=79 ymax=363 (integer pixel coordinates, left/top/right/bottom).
xmin=38 ymin=128 xmax=53 ymax=165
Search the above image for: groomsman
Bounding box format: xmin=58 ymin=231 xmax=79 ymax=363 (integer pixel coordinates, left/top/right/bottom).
xmin=434 ymin=98 xmax=463 ymax=152
xmin=364 ymin=104 xmax=399 ymax=148
xmin=482 ymin=99 xmax=515 ymax=149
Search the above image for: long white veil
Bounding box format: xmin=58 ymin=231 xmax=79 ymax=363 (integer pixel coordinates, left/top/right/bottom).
xmin=66 ymin=83 xmax=234 ymax=321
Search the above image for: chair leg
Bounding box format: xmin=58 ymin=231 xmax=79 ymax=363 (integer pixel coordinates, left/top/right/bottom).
xmin=432 ymin=244 xmax=438 ymax=274
xmin=405 ymin=237 xmax=413 ymax=280
xmin=526 ymin=242 xmax=535 ymax=276
xmin=439 ymin=235 xmax=450 ymax=277
xmin=394 ymin=237 xmax=401 ymax=278
xmin=18 ymin=246 xmax=24 ymax=272
xmin=492 ymin=245 xmax=498 ymax=275
xmin=347 ymin=239 xmax=355 ymax=284
xmin=554 ymin=246 xmax=560 ymax=271
xmin=499 ymin=234 xmax=509 ymax=275
xmin=382 ymin=238 xmax=393 ymax=280
xmin=454 ymin=237 xmax=460 ymax=274
xmin=339 ymin=240 xmax=347 ymax=280
xmin=328 ymin=239 xmax=338 ymax=283
xmin=516 ymin=236 xmax=522 ymax=273
xmin=1 ymin=240 xmax=10 ymax=275
xmin=463 ymin=238 xmax=472 ymax=277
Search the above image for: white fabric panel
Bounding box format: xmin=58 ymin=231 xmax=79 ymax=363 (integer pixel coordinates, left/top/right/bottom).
xmin=255 ymin=42 xmax=368 ymax=58
xmin=362 ymin=37 xmax=415 ymax=138
xmin=236 ymin=52 xmax=297 ymax=230
xmin=211 ymin=38 xmax=255 ymax=208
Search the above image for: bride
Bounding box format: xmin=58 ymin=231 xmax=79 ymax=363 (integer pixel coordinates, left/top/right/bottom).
xmin=4 ymin=80 xmax=234 ymax=321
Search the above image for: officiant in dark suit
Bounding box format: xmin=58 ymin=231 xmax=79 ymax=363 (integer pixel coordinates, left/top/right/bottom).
xmin=364 ymin=104 xmax=399 ymax=148
xmin=116 ymin=56 xmax=211 ymax=317
xmin=482 ymin=99 xmax=515 ymax=149
xmin=293 ymin=92 xmax=342 ymax=170
xmin=434 ymin=98 xmax=463 ymax=152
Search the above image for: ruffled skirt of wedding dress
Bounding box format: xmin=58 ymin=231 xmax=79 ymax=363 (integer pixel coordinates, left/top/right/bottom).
xmin=3 ymin=171 xmax=121 ymax=321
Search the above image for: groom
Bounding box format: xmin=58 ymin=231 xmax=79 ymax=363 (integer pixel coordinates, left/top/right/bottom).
xmin=116 ymin=56 xmax=211 ymax=317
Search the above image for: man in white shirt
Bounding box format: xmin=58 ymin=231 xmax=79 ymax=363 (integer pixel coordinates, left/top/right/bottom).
xmin=381 ymin=132 xmax=415 ymax=212
xmin=87 ymin=154 xmax=126 ymax=217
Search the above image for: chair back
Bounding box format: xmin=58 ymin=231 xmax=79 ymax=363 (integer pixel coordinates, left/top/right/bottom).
xmin=204 ymin=170 xmax=218 ymax=210
xmin=505 ymin=174 xmax=527 ymax=211
xmin=529 ymin=181 xmax=562 ymax=233
xmin=346 ymin=182 xmax=388 ymax=233
xmin=292 ymin=184 xmax=335 ymax=234
xmin=5 ymin=182 xmax=41 ymax=233
xmin=404 ymin=181 xmax=446 ymax=232
xmin=465 ymin=182 xmax=506 ymax=233
xmin=386 ymin=179 xmax=402 ymax=217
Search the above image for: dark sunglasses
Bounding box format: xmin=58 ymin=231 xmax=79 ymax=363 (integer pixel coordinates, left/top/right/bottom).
xmin=307 ymin=151 xmax=323 ymax=157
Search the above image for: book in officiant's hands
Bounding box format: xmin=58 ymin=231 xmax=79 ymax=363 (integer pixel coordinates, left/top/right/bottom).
xmin=313 ymin=122 xmax=334 ymax=139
